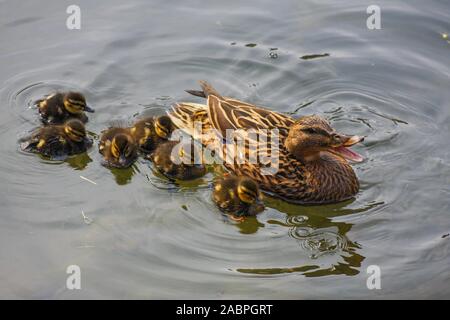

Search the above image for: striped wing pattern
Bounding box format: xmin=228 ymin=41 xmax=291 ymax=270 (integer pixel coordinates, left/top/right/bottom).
xmin=169 ymin=91 xmax=313 ymax=202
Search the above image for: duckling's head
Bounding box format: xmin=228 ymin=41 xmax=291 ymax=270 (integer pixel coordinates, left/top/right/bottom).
xmin=171 ymin=141 xmax=203 ymax=167
xmin=64 ymin=119 xmax=87 ymax=142
xmin=154 ymin=115 xmax=173 ymax=139
xmin=237 ymin=177 xmax=261 ymax=204
xmin=63 ymin=92 xmax=94 ymax=115
xmin=111 ymin=133 xmax=137 ymax=167
xmin=285 ymin=115 xmax=364 ymax=163
xmin=237 ymin=177 xmax=265 ymax=215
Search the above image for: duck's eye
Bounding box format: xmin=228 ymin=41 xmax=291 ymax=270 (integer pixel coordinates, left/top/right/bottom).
xmin=302 ymin=127 xmax=329 ymax=136
xmin=302 ymin=128 xmax=317 ymax=134
xmin=125 ymin=145 xmax=133 ymax=157
xmin=155 ymin=124 xmax=168 ymax=138
xmin=68 ymin=99 xmax=85 ymax=109
xmin=65 ymin=126 xmax=84 ymax=141
xmin=239 ymin=191 xmax=256 ymax=204
xmin=237 ymin=186 xmax=257 ymax=204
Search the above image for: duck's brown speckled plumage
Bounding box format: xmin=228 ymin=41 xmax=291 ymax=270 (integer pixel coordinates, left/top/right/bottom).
xmin=130 ymin=115 xmax=174 ymax=153
xmin=20 ymin=119 xmax=92 ymax=159
xmin=150 ymin=140 xmax=206 ymax=180
xmin=36 ymin=92 xmax=94 ymax=125
xmin=169 ymin=81 xmax=362 ymax=204
xmin=99 ymin=127 xmax=138 ymax=168
xmin=212 ymin=175 xmax=265 ymax=217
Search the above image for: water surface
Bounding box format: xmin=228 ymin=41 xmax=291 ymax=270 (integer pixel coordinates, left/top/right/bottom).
xmin=1 ymin=0 xmax=450 ymax=299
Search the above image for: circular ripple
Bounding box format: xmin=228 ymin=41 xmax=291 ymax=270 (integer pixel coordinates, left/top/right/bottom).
xmin=286 ymin=215 xmax=309 ymax=225
xmin=290 ymin=227 xmax=348 ymax=259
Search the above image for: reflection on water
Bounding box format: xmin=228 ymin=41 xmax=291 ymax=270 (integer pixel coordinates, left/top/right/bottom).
xmin=235 ymin=196 xmax=375 ymax=276
xmin=232 ymin=216 xmax=265 ymax=235
xmin=147 ymin=161 xmax=213 ymax=192
xmin=65 ymin=153 xmax=92 ymax=170
xmin=109 ymin=165 xmax=137 ymax=185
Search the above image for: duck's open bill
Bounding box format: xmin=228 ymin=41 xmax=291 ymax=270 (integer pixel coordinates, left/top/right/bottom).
xmin=333 ymin=135 xmax=365 ymax=163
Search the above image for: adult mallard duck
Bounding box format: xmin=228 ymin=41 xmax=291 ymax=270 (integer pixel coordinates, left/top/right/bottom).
xmin=169 ymin=81 xmax=365 ymax=204
xmin=36 ymin=92 xmax=95 ymax=125
xmin=20 ymin=119 xmax=92 ymax=159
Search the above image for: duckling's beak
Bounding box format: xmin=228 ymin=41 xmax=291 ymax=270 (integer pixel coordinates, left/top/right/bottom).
xmin=119 ymin=155 xmax=128 ymax=166
xmin=332 ymin=134 xmax=365 ymax=163
xmin=84 ymin=105 xmax=95 ymax=113
xmin=249 ymin=198 xmax=265 ymax=216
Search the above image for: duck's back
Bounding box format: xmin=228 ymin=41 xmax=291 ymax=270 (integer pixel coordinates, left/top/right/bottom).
xmin=132 ymin=117 xmax=162 ymax=152
xmin=38 ymin=93 xmax=88 ymax=124
xmin=21 ymin=126 xmax=68 ymax=158
xmin=170 ymin=82 xmax=359 ymax=204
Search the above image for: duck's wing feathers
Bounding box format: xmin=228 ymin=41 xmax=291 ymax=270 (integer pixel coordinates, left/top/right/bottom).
xmin=169 ymin=102 xmax=211 ymax=136
xmin=207 ymin=95 xmax=294 ymax=137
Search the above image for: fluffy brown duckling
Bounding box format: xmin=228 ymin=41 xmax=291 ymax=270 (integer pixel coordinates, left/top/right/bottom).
xmin=99 ymin=128 xmax=138 ymax=168
xmin=20 ymin=119 xmax=92 ymax=159
xmin=151 ymin=140 xmax=206 ymax=180
xmin=130 ymin=115 xmax=174 ymax=153
xmin=36 ymin=92 xmax=94 ymax=125
xmin=212 ymin=174 xmax=265 ymax=220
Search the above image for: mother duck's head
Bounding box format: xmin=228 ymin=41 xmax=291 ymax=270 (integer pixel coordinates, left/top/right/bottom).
xmin=285 ymin=115 xmax=364 ymax=163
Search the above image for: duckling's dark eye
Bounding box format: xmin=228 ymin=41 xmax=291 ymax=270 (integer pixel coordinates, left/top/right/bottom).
xmin=68 ymin=99 xmax=85 ymax=108
xmin=125 ymin=146 xmax=132 ymax=157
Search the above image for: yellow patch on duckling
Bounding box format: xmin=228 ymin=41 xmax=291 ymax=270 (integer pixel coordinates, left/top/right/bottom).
xmin=139 ymin=127 xmax=152 ymax=146
xmin=37 ymin=139 xmax=46 ymax=149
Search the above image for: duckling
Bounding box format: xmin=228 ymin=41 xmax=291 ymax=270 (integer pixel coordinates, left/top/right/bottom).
xmin=212 ymin=175 xmax=265 ymax=218
xmin=151 ymin=140 xmax=206 ymax=180
xmin=20 ymin=119 xmax=92 ymax=159
xmin=130 ymin=115 xmax=174 ymax=153
xmin=36 ymin=92 xmax=94 ymax=125
xmin=99 ymin=128 xmax=138 ymax=168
